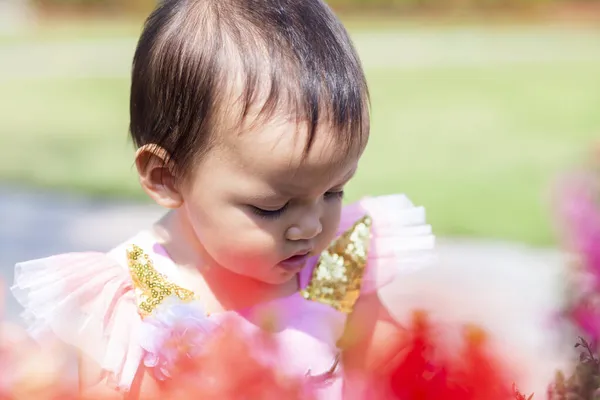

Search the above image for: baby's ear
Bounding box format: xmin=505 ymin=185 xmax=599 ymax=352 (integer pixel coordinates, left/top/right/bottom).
xmin=135 ymin=144 xmax=183 ymax=209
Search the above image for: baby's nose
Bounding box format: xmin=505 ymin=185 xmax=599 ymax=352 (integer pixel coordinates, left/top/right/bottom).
xmin=286 ymin=217 xmax=323 ymax=241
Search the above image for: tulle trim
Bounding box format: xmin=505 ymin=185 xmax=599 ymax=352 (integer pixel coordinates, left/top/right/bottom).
xmin=11 ymin=252 xmax=142 ymax=391
xmin=340 ymin=194 xmax=436 ymax=294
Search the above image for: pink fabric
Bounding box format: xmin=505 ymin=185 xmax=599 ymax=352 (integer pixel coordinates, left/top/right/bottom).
xmin=340 ymin=194 xmax=436 ymax=294
xmin=11 ymin=252 xmax=143 ymax=391
xmin=10 ymin=194 xmax=435 ymax=397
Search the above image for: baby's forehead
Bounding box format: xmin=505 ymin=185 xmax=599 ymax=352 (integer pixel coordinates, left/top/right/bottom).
xmin=218 ymin=116 xmax=362 ymax=182
xmin=196 ymin=115 xmax=363 ymax=198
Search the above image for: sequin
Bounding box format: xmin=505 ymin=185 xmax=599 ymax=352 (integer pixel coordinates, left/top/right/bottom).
xmin=300 ymin=215 xmax=372 ymax=314
xmin=126 ymin=245 xmax=196 ymax=318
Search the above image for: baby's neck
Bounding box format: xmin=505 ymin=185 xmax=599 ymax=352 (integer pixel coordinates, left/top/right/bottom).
xmin=151 ymin=210 xmax=299 ymax=313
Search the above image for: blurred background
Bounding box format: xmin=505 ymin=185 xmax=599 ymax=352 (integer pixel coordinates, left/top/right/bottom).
xmin=0 ymin=0 xmax=597 ymax=318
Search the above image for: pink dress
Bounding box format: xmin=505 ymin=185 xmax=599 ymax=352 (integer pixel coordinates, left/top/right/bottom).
xmin=10 ymin=194 xmax=435 ymax=398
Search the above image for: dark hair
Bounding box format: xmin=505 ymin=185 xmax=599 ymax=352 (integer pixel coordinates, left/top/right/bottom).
xmin=130 ymin=0 xmax=370 ymax=177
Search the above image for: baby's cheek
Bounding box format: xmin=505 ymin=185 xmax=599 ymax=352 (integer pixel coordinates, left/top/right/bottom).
xmin=209 ymin=230 xmax=279 ymax=271
xmin=192 ymin=206 xmax=284 ymax=271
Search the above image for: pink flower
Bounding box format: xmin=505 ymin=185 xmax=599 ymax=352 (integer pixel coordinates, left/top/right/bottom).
xmin=571 ymin=302 xmax=600 ymax=343
xmin=557 ymin=171 xmax=600 ymax=342
xmin=138 ymin=298 xmax=218 ymax=381
xmin=559 ymin=172 xmax=600 ymax=285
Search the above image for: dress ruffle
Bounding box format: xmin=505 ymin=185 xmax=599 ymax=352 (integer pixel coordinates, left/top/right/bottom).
xmin=340 ymin=194 xmax=436 ymax=294
xmin=11 ymin=252 xmax=143 ymax=391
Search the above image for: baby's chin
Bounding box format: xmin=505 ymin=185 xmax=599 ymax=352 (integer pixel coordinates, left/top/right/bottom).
xmin=222 ymin=258 xmax=304 ymax=281
xmin=261 ymin=268 xmax=302 ymax=286
xmin=219 ymin=263 xmax=298 ymax=287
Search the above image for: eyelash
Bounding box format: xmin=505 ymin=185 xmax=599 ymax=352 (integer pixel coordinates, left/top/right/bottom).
xmin=251 ymin=204 xmax=288 ymax=219
xmin=324 ymin=190 xmax=345 ymax=200
xmin=251 ymin=191 xmax=345 ymax=219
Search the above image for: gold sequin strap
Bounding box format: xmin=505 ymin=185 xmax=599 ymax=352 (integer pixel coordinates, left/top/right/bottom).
xmin=300 ymin=215 xmax=372 ymax=314
xmin=126 ymin=244 xmax=196 ymax=318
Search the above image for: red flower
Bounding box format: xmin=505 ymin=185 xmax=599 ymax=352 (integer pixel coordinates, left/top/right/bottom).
xmin=369 ymin=311 xmax=522 ymax=400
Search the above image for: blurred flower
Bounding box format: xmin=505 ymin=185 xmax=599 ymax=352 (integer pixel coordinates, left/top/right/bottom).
xmin=557 ymin=172 xmax=600 ymax=286
xmin=138 ymin=297 xmax=218 ymax=381
xmin=569 ymin=297 xmax=600 ymax=346
xmin=135 ymin=295 xmax=312 ymax=399
xmin=556 ymin=170 xmax=600 ymax=344
xmin=366 ymin=311 xmax=522 ymax=400
xmin=155 ymin=316 xmax=313 ymax=400
xmin=0 ymin=318 xmax=76 ymax=399
xmin=0 ymin=281 xmax=75 ymax=399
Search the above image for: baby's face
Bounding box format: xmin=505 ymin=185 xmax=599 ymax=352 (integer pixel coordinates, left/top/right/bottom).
xmin=179 ymin=116 xmax=364 ymax=285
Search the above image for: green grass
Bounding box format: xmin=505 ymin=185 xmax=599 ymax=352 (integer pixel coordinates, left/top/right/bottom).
xmin=0 ymin=78 xmax=139 ymax=196
xmin=1 ymin=23 xmax=599 ymax=246
xmin=0 ymin=17 xmax=144 ymax=44
xmin=0 ymin=14 xmax=421 ymax=44
xmin=1 ymin=13 xmax=592 ymax=44
xmin=352 ymin=62 xmax=600 ymax=245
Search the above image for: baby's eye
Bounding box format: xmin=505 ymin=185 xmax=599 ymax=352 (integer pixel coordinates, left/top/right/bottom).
xmin=250 ymin=204 xmax=288 ymax=219
xmin=324 ymin=190 xmax=344 ymax=200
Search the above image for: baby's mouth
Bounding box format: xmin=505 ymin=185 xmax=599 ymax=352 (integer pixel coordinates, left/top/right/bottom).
xmin=278 ymin=252 xmax=311 ymax=271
